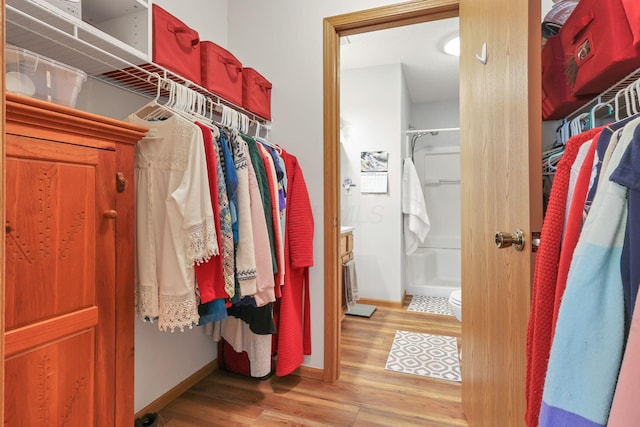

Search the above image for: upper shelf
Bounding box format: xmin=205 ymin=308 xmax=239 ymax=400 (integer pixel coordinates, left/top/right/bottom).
xmin=5 ymin=0 xmax=271 ymax=124
xmin=83 ymin=0 xmax=148 ymax=24
xmin=6 ymin=0 xmax=149 ymax=75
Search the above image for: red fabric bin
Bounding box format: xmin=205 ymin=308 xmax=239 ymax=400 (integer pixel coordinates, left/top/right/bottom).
xmin=217 ymin=338 xmax=274 ymax=380
xmin=152 ymin=4 xmax=201 ymax=85
xmin=242 ymin=68 xmax=272 ymax=120
xmin=542 ymin=35 xmax=589 ymax=120
xmin=201 ymin=41 xmax=243 ymax=106
xmin=622 ymin=0 xmax=640 ymax=46
xmin=559 ymin=0 xmax=640 ymax=97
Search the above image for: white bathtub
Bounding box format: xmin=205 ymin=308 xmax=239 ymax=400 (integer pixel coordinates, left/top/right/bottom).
xmin=406 ymin=246 xmax=460 ymax=298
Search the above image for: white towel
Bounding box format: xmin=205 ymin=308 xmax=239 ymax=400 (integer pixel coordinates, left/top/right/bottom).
xmin=402 ymin=157 xmax=430 ymax=255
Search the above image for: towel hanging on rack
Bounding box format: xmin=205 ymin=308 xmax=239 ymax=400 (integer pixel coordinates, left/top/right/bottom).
xmin=402 ymin=157 xmax=430 ymax=255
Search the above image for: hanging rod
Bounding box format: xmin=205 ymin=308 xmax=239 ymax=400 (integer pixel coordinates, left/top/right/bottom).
xmin=424 ymin=179 xmax=460 ymax=185
xmin=406 ymin=127 xmax=460 ymax=134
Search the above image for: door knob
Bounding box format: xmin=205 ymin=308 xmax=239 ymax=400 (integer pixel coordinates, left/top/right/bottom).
xmin=495 ymin=229 xmax=525 ymax=251
xmin=103 ymin=210 xmax=118 ymax=219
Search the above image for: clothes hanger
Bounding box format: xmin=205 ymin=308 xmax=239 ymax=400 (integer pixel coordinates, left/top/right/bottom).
xmin=134 ymin=74 xmax=174 ymax=121
xmin=614 ymin=88 xmax=627 ymax=121
xmin=569 ymin=112 xmax=588 ymax=136
xmin=239 ymin=112 xmax=250 ymax=134
xmin=589 ymin=102 xmax=613 ymax=129
xmin=560 ymin=118 xmax=572 ymax=144
xmin=623 ymin=84 xmax=637 ymax=118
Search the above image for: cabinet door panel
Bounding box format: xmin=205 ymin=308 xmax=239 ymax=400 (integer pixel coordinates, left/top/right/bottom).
xmin=4 ymin=133 xmax=116 ymax=427
xmin=5 ymin=156 xmax=96 ymax=329
xmin=4 ymin=330 xmax=96 ymax=426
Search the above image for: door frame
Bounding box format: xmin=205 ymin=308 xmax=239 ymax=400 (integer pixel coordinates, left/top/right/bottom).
xmin=323 ymin=0 xmax=460 ymax=382
xmin=1 ymin=0 xmax=6 ymax=420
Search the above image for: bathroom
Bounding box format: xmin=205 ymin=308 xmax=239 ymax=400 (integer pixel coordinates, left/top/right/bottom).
xmin=339 ymin=17 xmax=461 ymax=311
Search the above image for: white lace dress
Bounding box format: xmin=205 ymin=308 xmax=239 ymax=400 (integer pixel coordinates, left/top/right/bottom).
xmin=128 ymin=113 xmax=219 ymax=332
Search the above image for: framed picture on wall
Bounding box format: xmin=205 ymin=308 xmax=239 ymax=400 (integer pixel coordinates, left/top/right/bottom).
xmin=360 ymin=151 xmax=388 ymax=193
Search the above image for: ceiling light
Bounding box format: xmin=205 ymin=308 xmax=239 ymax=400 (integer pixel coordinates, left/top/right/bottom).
xmin=443 ymin=36 xmax=460 ymax=57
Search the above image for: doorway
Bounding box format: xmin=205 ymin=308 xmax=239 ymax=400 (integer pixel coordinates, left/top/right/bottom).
xmin=322 ymin=0 xmax=460 ymax=383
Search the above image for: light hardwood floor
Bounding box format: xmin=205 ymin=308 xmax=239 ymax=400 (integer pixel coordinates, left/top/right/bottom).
xmin=157 ymin=296 xmax=468 ymax=426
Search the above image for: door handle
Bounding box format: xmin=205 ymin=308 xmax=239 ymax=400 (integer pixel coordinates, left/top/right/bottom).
xmin=103 ymin=210 xmax=118 ymax=219
xmin=495 ymin=229 xmax=525 ymax=251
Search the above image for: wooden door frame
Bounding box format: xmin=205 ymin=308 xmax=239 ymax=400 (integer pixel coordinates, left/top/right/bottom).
xmin=1 ymin=0 xmax=6 ymax=420
xmin=323 ymin=0 xmax=460 ymax=382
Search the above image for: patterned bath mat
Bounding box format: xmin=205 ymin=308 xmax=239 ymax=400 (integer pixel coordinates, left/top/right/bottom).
xmin=407 ymin=295 xmax=453 ymax=316
xmin=385 ymin=331 xmax=461 ymax=382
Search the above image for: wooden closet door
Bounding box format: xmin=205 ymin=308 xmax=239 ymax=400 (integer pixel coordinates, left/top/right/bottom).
xmin=3 ymin=135 xmax=116 ymax=427
xmin=459 ymin=0 xmax=542 ymax=424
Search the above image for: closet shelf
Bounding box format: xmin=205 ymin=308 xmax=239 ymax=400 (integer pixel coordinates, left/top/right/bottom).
xmin=565 ymin=67 xmax=640 ymax=122
xmin=5 ymin=0 xmax=271 ymax=124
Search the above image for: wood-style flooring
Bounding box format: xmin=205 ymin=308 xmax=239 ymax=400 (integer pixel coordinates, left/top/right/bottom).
xmin=157 ymin=296 xmax=468 ymax=426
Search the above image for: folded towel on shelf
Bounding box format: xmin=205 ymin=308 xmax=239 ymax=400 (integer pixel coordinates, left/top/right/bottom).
xmin=402 ymin=157 xmax=430 ymax=255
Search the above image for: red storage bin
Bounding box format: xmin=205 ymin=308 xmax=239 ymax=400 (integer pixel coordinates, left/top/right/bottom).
xmin=201 ymin=41 xmax=243 ymax=106
xmin=242 ymin=68 xmax=272 ymax=120
xmin=152 ymin=4 xmax=201 ymax=85
xmin=622 ymin=0 xmax=640 ymax=46
xmin=559 ymin=0 xmax=640 ymax=97
xmin=217 ymin=338 xmax=274 ymax=380
xmin=542 ymin=35 xmax=589 ymax=120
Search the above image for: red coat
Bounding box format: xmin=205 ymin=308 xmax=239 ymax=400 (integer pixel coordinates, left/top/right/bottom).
xmin=276 ymin=149 xmax=314 ymax=376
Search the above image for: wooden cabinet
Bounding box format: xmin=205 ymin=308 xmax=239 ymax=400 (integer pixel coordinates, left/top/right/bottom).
xmin=3 ymin=94 xmax=147 ymax=426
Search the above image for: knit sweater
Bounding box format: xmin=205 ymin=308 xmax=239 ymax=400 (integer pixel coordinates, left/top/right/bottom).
xmin=551 ymin=132 xmax=600 ymax=335
xmin=539 ymin=119 xmax=638 ymax=427
xmin=525 ymin=127 xmax=602 ymax=427
xmin=276 ymin=149 xmax=314 ymax=376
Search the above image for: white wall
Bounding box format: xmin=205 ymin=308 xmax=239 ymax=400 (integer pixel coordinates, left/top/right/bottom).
xmin=154 ymin=0 xmax=229 ymax=49
xmin=401 ymin=66 xmax=412 ymax=289
xmin=340 ymin=64 xmax=405 ymax=302
xmin=409 ymin=100 xmax=460 ymax=249
xmin=410 ymin=99 xmax=460 ymax=146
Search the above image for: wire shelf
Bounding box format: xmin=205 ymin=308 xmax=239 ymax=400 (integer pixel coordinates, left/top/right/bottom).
xmin=5 ymin=0 xmax=271 ymax=125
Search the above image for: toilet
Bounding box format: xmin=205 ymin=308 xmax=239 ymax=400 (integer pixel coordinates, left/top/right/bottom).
xmin=449 ymin=289 xmax=462 ymax=322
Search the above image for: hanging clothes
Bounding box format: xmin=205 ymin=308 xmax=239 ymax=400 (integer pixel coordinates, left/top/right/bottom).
xmin=539 ymin=116 xmax=640 ymax=427
xmin=275 ymin=149 xmax=314 ymax=376
xmin=128 ymin=113 xmax=219 ymax=332
xmin=525 ymin=126 xmax=602 ymax=427
xmin=257 ymin=142 xmax=286 ymax=291
xmin=213 ymin=136 xmax=236 ymax=299
xmin=244 ymin=135 xmax=278 ymax=276
xmin=607 ymin=123 xmax=640 ymax=426
xmin=244 ymin=137 xmax=276 ymax=307
xmin=193 ymin=121 xmax=227 ymax=304
xmin=231 ymin=131 xmax=258 ymax=298
xmin=550 ymin=131 xmax=600 ymax=335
